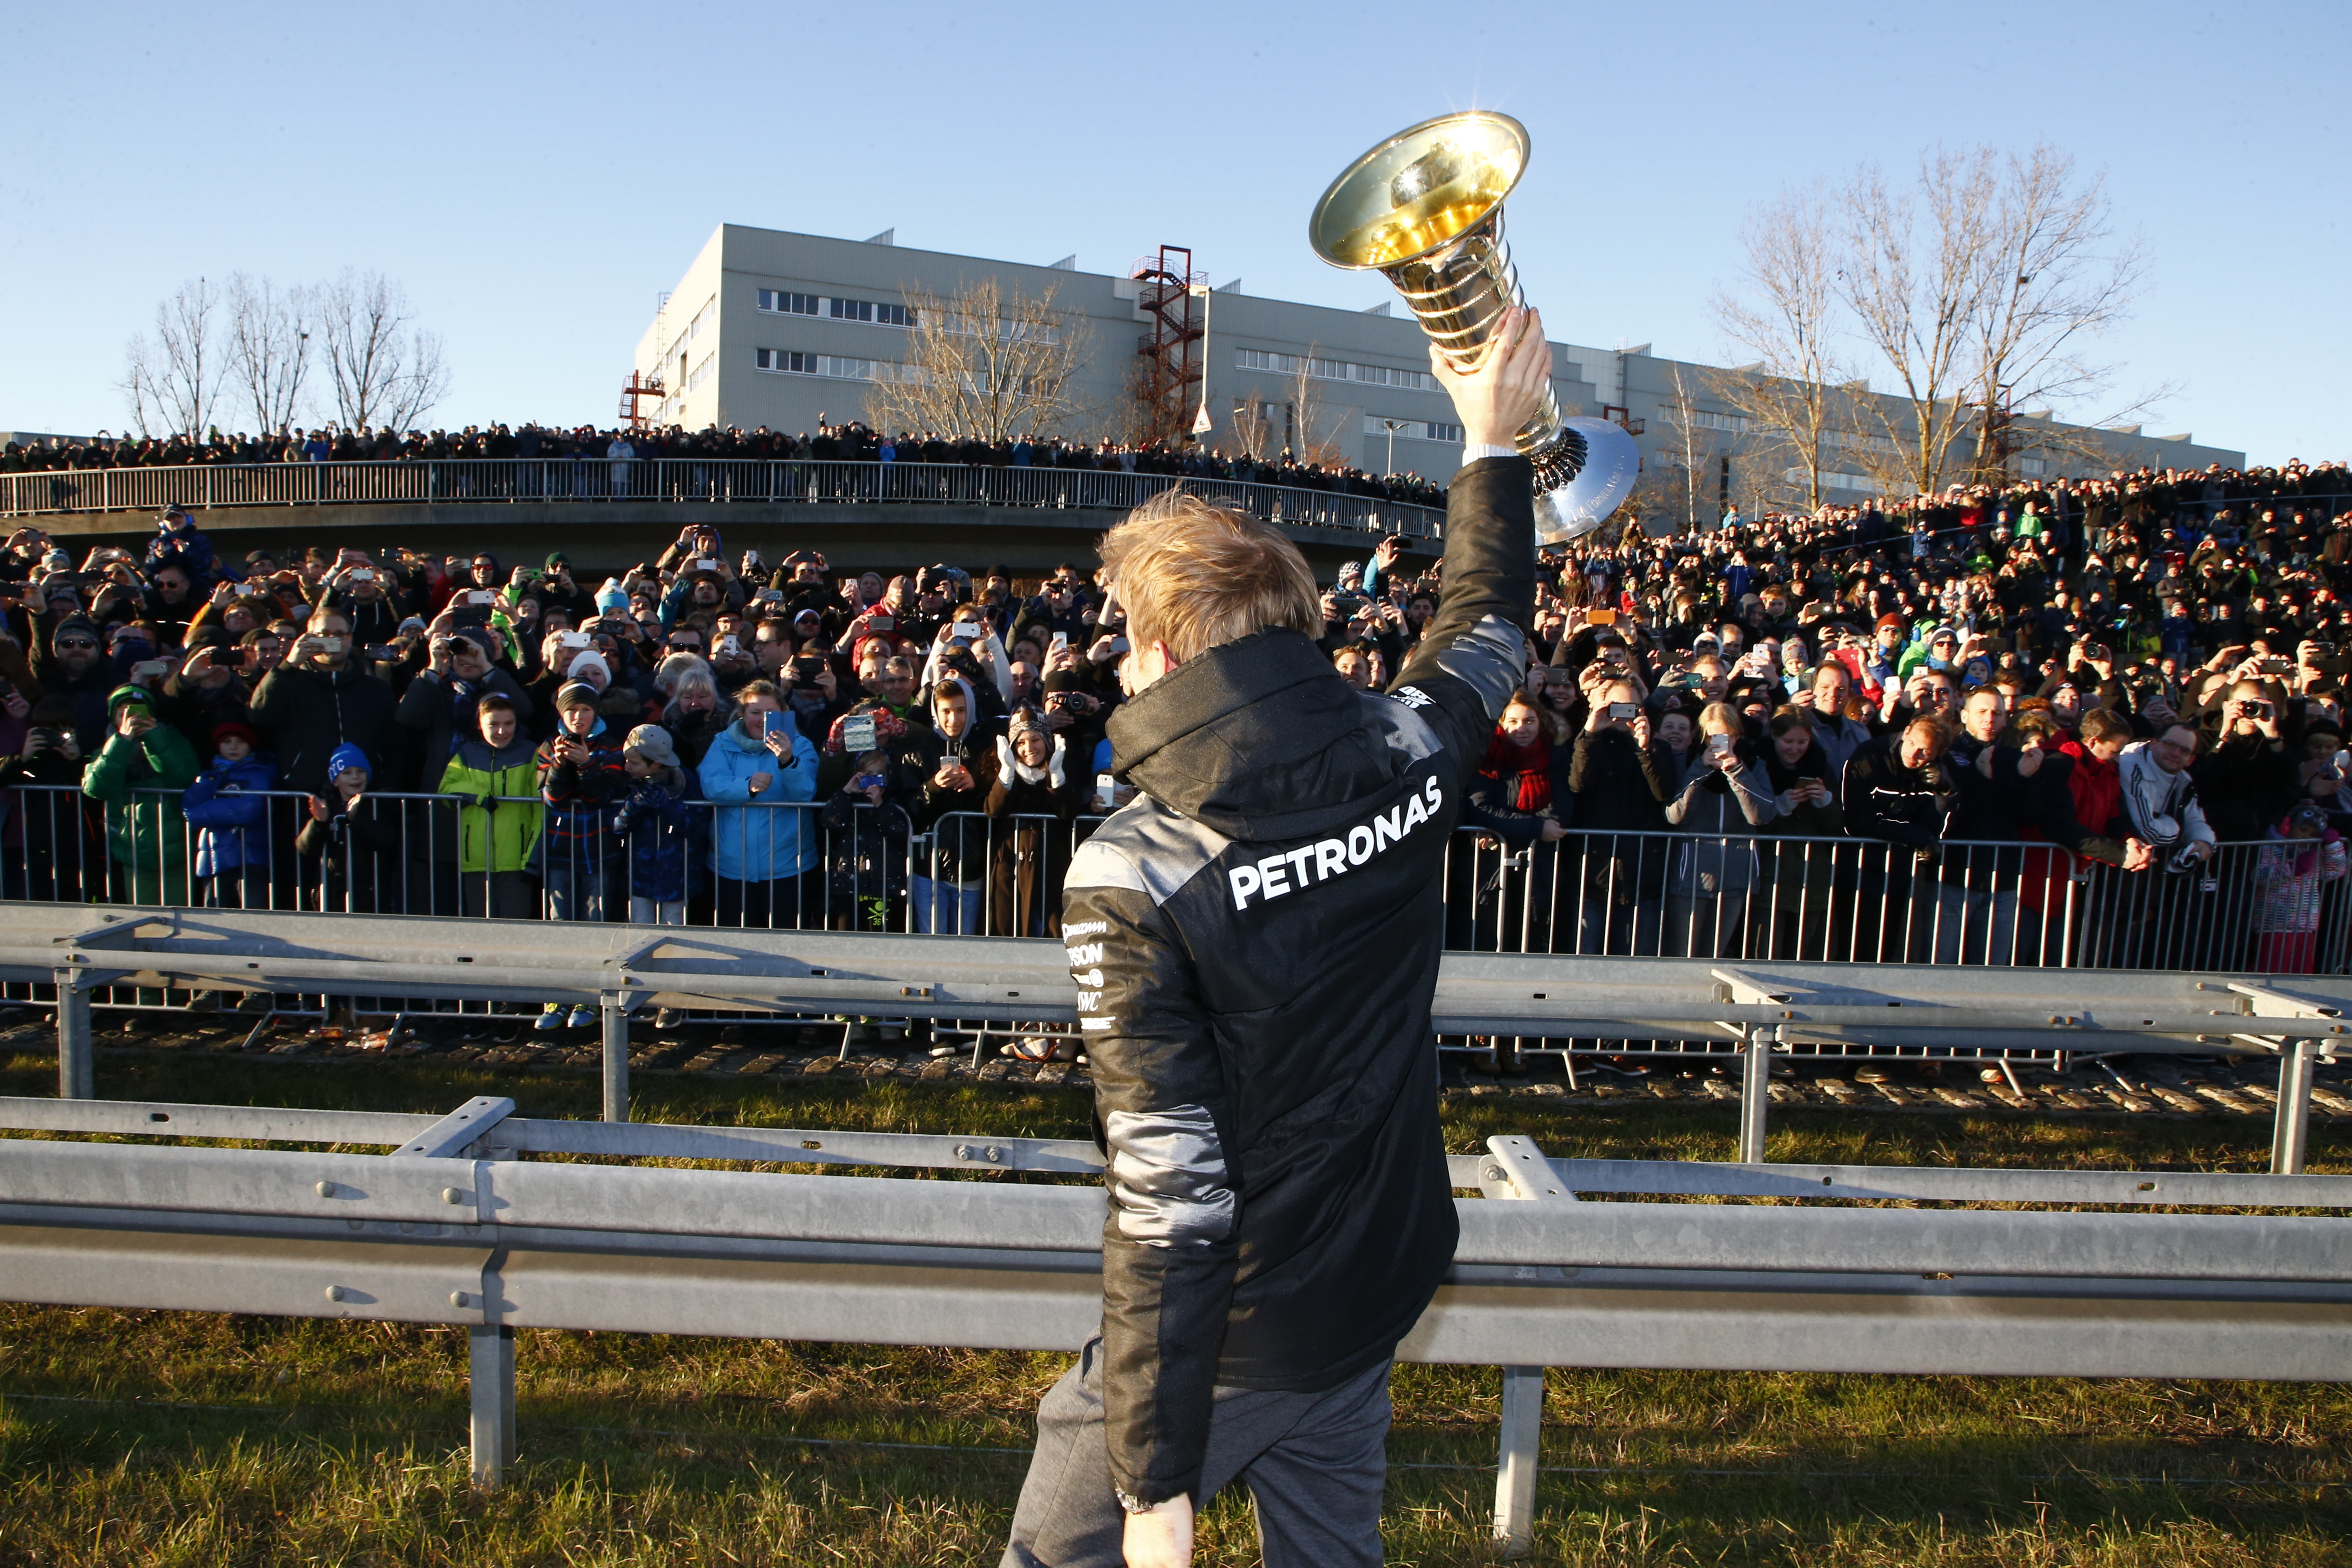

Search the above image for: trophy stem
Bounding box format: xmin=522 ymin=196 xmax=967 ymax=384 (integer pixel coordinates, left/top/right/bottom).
xmin=1377 ymin=207 xmax=1581 ymax=485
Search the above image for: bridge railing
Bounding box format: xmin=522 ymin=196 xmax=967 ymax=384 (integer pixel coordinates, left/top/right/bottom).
xmin=0 ymin=459 xmax=1447 ymax=537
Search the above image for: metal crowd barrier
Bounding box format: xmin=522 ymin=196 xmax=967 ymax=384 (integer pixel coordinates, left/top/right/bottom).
xmin=1440 ymin=826 xmax=2352 ymax=979
xmin=0 ymin=459 xmax=1446 ymax=536
xmin=7 ymin=774 xmax=2344 ymax=1062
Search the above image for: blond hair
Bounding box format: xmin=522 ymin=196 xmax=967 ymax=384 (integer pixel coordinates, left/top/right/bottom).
xmin=1098 ymin=492 xmax=1319 ymax=664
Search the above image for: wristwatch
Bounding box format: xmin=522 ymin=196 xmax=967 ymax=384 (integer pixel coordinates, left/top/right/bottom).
xmin=1115 ymin=1489 xmax=1167 ymax=1515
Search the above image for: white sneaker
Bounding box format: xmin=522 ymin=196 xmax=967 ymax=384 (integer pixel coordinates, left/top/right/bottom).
xmin=534 ymin=1005 xmax=565 ymax=1033
xmin=567 ymin=1004 xmax=596 ymax=1029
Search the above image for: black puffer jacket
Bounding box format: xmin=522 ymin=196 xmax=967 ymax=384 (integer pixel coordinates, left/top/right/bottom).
xmin=1063 ymin=456 xmax=1532 ymax=1507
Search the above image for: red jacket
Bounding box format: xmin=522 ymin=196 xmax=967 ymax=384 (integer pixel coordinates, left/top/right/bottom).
xmin=2058 ymin=737 xmax=2122 ymax=840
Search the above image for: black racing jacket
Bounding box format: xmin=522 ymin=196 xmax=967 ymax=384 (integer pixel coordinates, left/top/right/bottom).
xmin=1064 ymin=455 xmax=1534 ymax=1506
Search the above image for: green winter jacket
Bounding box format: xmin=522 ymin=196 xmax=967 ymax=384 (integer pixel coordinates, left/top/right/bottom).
xmin=436 ymin=736 xmax=544 ymax=873
xmin=81 ymin=724 xmax=201 ymax=877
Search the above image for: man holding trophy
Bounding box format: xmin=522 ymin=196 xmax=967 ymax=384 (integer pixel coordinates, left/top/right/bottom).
xmin=1003 ymin=111 xmax=1567 ymax=1568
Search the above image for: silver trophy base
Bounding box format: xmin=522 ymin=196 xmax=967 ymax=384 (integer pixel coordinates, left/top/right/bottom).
xmin=1526 ymin=425 xmax=1592 ymax=544
xmin=1534 ymin=485 xmax=1607 ymax=545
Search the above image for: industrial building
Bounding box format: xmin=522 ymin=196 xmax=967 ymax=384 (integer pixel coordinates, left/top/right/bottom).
xmin=632 ymin=223 xmax=2244 ymax=509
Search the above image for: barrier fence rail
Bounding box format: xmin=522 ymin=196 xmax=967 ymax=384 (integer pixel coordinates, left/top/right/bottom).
xmin=0 ymin=458 xmax=1447 ymax=537
xmin=5 ymin=781 xmax=2342 ymax=993
xmin=4 ymin=1014 xmax=2351 ymax=1552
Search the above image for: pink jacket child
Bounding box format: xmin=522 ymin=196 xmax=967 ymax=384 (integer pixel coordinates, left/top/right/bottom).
xmin=2252 ymin=800 xmax=2348 ymax=975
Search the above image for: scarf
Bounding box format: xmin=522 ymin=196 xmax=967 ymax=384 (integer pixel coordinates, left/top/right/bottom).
xmin=1480 ymin=729 xmax=1553 ymax=813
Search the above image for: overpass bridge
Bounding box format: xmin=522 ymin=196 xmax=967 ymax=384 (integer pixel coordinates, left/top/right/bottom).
xmin=0 ymin=458 xmax=1445 ymax=576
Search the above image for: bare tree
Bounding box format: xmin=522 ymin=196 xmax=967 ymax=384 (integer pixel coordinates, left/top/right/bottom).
xmin=317 ymin=269 xmax=451 ymax=431
xmin=1963 ymin=142 xmax=2159 ymax=482
xmin=1284 ymin=347 xmax=1349 ymax=467
xmin=1228 ymin=391 xmax=1279 ymax=460
xmin=1647 ymin=362 xmax=1722 ymax=534
xmin=225 ymin=272 xmax=316 ymax=433
xmin=864 ymin=276 xmax=1091 ymax=443
xmin=1833 ymin=148 xmax=1999 ymax=496
xmin=121 ymin=276 xmax=224 ymax=436
xmin=1712 ymin=181 xmax=1852 ymax=511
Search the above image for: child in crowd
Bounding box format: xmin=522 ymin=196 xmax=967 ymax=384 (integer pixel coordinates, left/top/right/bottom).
xmin=297 ymin=742 xmax=402 ymax=915
xmin=612 ymin=723 xmax=696 ymax=1029
xmin=180 ymin=721 xmax=279 ymax=910
xmin=436 ymin=693 xmax=543 ymax=922
xmin=536 ymin=679 xmax=626 ymax=1029
xmin=2253 ymin=799 xmax=2348 ymax=974
xmin=80 ymin=684 xmax=199 ymax=906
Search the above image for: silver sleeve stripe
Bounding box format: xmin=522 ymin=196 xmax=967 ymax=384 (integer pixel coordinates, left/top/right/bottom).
xmin=1063 ymin=797 xmax=1233 ymax=907
xmin=1433 ymin=612 xmax=1529 ymax=722
xmin=1366 ymin=693 xmax=1444 ymax=763
xmin=1102 ymin=1104 xmax=1235 ymax=1249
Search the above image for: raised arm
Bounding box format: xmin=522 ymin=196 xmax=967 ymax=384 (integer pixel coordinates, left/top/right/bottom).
xmin=1390 ymin=308 xmax=1551 ymax=766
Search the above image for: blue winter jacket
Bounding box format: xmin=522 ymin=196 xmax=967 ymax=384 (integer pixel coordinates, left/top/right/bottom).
xmin=696 ymin=713 xmax=819 ymax=882
xmin=179 ymin=752 xmax=279 ymax=877
xmin=611 ymin=764 xmax=701 ymax=906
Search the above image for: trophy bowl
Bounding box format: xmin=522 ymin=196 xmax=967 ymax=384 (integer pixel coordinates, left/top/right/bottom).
xmin=1311 ymin=111 xmax=1615 ymax=542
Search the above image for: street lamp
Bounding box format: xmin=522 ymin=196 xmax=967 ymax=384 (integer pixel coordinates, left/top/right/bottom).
xmin=1189 ymin=283 xmax=1214 ymax=440
xmin=1376 ymin=417 xmax=1413 ymax=476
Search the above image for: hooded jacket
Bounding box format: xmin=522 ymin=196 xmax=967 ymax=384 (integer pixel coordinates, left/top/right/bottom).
xmin=611 ymin=761 xmax=700 ymax=905
xmin=436 ymin=734 xmax=543 ymax=874
xmin=1062 ymin=455 xmax=1531 ymax=1508
xmin=180 ymin=750 xmax=279 ymax=877
xmin=81 ymin=708 xmax=201 ymax=881
xmin=696 ymin=710 xmax=820 ymax=881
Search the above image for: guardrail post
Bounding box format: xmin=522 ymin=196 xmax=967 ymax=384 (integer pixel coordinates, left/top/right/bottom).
xmin=2273 ymin=1039 xmax=2316 ymax=1175
xmin=1493 ymin=1364 xmax=1543 ymax=1559
xmin=1479 ymin=1136 xmax=1569 ymax=1557
xmin=1737 ymin=1024 xmax=1772 ymax=1165
xmin=600 ymin=991 xmax=631 ymax=1124
xmin=52 ymin=969 xmax=92 ymax=1100
xmin=468 ymin=1323 xmax=515 ymax=1489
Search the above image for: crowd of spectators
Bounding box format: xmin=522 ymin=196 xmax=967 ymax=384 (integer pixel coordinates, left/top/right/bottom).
xmin=1449 ymin=456 xmax=2352 ymax=1030
xmin=0 ymin=451 xmax=2347 ymax=1036
xmin=0 ymin=418 xmax=1449 ymax=510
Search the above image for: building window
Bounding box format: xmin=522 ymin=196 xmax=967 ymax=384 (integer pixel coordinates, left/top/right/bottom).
xmin=1238 ymin=347 xmax=1435 ymax=390
xmin=755 ymin=348 xmax=891 ymax=381
xmin=688 ymin=295 xmax=715 ymax=341
xmin=1362 ymin=415 xmax=1463 ymax=443
xmin=2017 ymin=456 xmax=2048 ymax=476
xmin=759 ymin=289 xmax=818 ymax=316
xmin=686 ymin=352 xmax=715 ymax=393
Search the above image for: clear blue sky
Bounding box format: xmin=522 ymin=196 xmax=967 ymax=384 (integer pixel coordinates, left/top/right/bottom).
xmin=5 ymin=1 xmax=2342 ymax=464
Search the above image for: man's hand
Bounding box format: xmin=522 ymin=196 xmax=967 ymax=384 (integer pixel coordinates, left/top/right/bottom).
xmin=2123 ymin=837 xmax=2156 ymax=873
xmin=1428 ymin=304 xmax=1552 ymax=451
xmin=1122 ymin=1494 xmax=1194 ymax=1568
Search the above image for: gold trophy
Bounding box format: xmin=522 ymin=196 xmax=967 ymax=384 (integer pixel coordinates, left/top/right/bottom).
xmin=1310 ymin=111 xmax=1595 ymax=541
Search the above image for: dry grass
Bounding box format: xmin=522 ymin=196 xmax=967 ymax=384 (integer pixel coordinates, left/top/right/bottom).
xmin=2 ymin=1045 xmax=2349 ymax=1564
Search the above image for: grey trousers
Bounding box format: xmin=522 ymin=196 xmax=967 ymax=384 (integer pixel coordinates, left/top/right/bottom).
xmin=1001 ymin=1336 xmax=1392 ymax=1568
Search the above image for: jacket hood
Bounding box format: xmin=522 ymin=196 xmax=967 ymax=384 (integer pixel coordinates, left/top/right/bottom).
xmin=453 ymin=735 xmax=537 ymax=771
xmin=1105 ymin=627 xmax=1414 ymax=843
